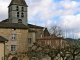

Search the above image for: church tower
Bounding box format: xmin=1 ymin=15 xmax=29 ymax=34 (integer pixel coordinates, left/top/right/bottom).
xmin=8 ymin=0 xmax=28 ymax=26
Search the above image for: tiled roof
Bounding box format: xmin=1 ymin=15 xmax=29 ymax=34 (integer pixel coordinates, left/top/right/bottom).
xmin=0 ymin=36 xmax=8 ymax=42
xmin=0 ymin=22 xmax=28 ymax=29
xmin=28 ymin=24 xmax=44 ymax=29
xmin=37 ymin=34 xmax=63 ymax=40
xmin=9 ymin=0 xmax=28 ymax=7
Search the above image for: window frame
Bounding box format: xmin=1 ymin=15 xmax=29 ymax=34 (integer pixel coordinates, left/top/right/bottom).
xmin=22 ymin=6 xmax=24 ymax=11
xmin=21 ymin=12 xmax=24 ymax=17
xmin=12 ymin=34 xmax=16 ymax=40
xmin=16 ymin=6 xmax=19 ymax=11
xmin=11 ymin=45 xmax=16 ymax=51
xmin=17 ymin=12 xmax=19 ymax=17
xmin=28 ymin=38 xmax=31 ymax=43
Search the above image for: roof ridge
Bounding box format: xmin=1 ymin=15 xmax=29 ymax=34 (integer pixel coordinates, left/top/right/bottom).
xmin=9 ymin=0 xmax=28 ymax=7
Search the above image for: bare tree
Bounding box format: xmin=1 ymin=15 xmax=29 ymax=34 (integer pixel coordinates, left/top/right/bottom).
xmin=27 ymin=43 xmax=42 ymax=60
xmin=49 ymin=26 xmax=63 ymax=37
xmin=67 ymin=45 xmax=80 ymax=60
xmin=66 ymin=38 xmax=80 ymax=60
xmin=42 ymin=45 xmax=59 ymax=60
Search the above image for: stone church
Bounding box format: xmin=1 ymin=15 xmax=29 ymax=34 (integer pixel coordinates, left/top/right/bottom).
xmin=0 ymin=0 xmax=45 ymax=60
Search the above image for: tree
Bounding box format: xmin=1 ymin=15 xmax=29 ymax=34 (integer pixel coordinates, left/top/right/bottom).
xmin=67 ymin=45 xmax=80 ymax=60
xmin=42 ymin=45 xmax=59 ymax=60
xmin=49 ymin=26 xmax=63 ymax=37
xmin=27 ymin=43 xmax=42 ymax=60
xmin=65 ymin=38 xmax=80 ymax=60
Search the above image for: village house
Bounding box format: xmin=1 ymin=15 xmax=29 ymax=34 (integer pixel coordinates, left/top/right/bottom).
xmin=0 ymin=0 xmax=44 ymax=60
xmin=0 ymin=36 xmax=8 ymax=60
xmin=0 ymin=0 xmax=71 ymax=60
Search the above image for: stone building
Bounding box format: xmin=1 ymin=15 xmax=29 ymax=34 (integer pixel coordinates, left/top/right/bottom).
xmin=0 ymin=0 xmax=44 ymax=60
xmin=37 ymin=28 xmax=70 ymax=60
xmin=0 ymin=36 xmax=8 ymax=60
xmin=0 ymin=0 xmax=70 ymax=60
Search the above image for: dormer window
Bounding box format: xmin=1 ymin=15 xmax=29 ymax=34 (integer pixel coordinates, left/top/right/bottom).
xmin=16 ymin=6 xmax=19 ymax=11
xmin=17 ymin=12 xmax=19 ymax=17
xmin=22 ymin=7 xmax=24 ymax=11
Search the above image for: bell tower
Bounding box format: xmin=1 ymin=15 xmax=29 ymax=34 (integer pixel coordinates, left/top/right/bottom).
xmin=8 ymin=0 xmax=28 ymax=26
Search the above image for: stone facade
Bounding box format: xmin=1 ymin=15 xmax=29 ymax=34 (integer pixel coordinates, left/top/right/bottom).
xmin=0 ymin=0 xmax=44 ymax=60
xmin=0 ymin=36 xmax=8 ymax=60
xmin=37 ymin=34 xmax=70 ymax=60
xmin=8 ymin=0 xmax=28 ymax=26
xmin=37 ymin=35 xmax=69 ymax=49
xmin=0 ymin=28 xmax=28 ymax=60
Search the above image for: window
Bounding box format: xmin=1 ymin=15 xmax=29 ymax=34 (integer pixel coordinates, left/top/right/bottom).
xmin=18 ymin=19 xmax=22 ymax=23
xmin=21 ymin=12 xmax=24 ymax=17
xmin=17 ymin=12 xmax=19 ymax=17
xmin=16 ymin=6 xmax=19 ymax=11
xmin=12 ymin=34 xmax=16 ymax=40
xmin=28 ymin=38 xmax=31 ymax=43
xmin=11 ymin=45 xmax=16 ymax=51
xmin=22 ymin=7 xmax=24 ymax=11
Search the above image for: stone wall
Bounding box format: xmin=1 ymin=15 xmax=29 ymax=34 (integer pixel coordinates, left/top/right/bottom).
xmin=0 ymin=28 xmax=28 ymax=60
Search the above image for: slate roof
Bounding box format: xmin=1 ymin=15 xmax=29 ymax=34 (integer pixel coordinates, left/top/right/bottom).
xmin=9 ymin=0 xmax=28 ymax=7
xmin=37 ymin=34 xmax=63 ymax=40
xmin=0 ymin=22 xmax=28 ymax=29
xmin=0 ymin=36 xmax=8 ymax=42
xmin=1 ymin=19 xmax=44 ymax=29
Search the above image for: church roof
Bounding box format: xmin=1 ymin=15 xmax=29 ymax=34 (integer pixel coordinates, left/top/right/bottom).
xmin=9 ymin=0 xmax=28 ymax=7
xmin=0 ymin=22 xmax=28 ymax=29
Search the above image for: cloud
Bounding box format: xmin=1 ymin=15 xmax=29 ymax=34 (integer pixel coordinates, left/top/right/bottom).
xmin=58 ymin=14 xmax=80 ymax=38
xmin=0 ymin=0 xmax=10 ymax=20
xmin=0 ymin=0 xmax=80 ymax=38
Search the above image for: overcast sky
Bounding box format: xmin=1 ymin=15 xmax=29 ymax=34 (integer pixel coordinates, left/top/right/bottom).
xmin=0 ymin=0 xmax=80 ymax=39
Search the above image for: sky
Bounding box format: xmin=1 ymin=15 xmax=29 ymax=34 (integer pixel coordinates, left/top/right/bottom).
xmin=0 ymin=0 xmax=80 ymax=39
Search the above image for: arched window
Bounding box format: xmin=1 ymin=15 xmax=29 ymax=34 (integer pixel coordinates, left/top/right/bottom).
xmin=16 ymin=6 xmax=19 ymax=11
xmin=21 ymin=12 xmax=24 ymax=17
xmin=22 ymin=7 xmax=24 ymax=11
xmin=17 ymin=12 xmax=19 ymax=17
xmin=18 ymin=19 xmax=22 ymax=23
